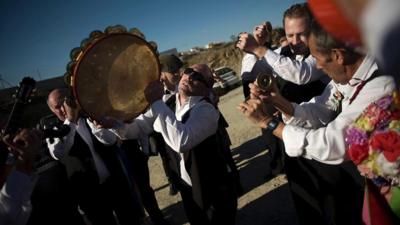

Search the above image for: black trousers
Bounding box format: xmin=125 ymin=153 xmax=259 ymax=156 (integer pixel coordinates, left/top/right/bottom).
xmin=242 ymin=79 xmax=254 ymax=99
xmin=261 ymin=129 xmax=285 ymax=176
xmin=285 ymin=156 xmax=364 ymax=225
xmin=70 ymin=169 xmax=142 ymax=225
xmin=154 ymin=137 xmax=176 ymax=191
xmin=28 ymin=162 xmax=85 ymax=225
xmin=123 ymin=141 xmax=166 ymax=223
xmin=173 ymin=174 xmax=237 ymax=225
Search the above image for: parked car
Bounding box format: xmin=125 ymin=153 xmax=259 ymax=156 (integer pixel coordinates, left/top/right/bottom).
xmin=212 ymin=67 xmax=241 ymax=95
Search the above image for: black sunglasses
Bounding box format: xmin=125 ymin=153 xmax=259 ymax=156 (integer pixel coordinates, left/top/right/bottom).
xmin=182 ymin=68 xmax=209 ymax=86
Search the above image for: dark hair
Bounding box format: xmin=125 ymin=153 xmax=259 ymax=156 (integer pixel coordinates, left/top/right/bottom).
xmin=310 ymin=20 xmax=357 ymax=56
xmin=271 ymin=27 xmax=286 ymax=46
xmin=282 ymin=3 xmax=312 ymax=28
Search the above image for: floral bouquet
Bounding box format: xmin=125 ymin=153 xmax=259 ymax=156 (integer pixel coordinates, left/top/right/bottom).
xmin=346 ymin=90 xmax=400 ymax=221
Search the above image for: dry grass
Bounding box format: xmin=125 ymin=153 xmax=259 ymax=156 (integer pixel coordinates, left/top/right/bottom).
xmin=183 ymin=42 xmax=245 ymax=75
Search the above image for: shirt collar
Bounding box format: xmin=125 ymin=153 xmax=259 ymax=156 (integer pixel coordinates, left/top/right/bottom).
xmin=295 ymin=55 xmax=304 ymax=61
xmin=176 ymin=94 xmax=204 ymax=108
xmin=347 ymin=54 xmax=378 ymax=86
xmin=163 ymin=85 xmax=178 ymax=95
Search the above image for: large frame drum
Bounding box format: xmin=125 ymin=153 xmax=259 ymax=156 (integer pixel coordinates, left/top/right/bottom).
xmin=71 ymin=32 xmax=160 ymax=121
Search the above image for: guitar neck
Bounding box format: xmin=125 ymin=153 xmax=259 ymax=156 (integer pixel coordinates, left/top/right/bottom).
xmin=1 ymin=77 xmax=36 ymax=137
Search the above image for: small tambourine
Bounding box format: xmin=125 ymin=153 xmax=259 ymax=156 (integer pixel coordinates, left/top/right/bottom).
xmin=256 ymin=73 xmax=273 ymax=92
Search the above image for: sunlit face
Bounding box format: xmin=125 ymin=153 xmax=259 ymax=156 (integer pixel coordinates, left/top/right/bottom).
xmin=161 ymin=71 xmax=180 ymax=92
xmin=309 ymin=34 xmax=347 ymax=84
xmin=178 ymin=68 xmax=208 ymax=97
xmin=284 ymin=17 xmax=309 ymax=55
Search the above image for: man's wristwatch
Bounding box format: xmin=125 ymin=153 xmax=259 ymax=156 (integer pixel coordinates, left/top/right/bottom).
xmin=266 ymin=117 xmax=280 ymax=133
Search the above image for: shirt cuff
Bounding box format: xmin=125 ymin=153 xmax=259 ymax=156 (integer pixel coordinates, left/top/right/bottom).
xmin=282 ymin=125 xmax=306 ymax=157
xmin=282 ymin=107 xmax=295 ymax=124
xmin=64 ymin=119 xmax=77 ymax=130
xmin=264 ymin=48 xmax=280 ymax=66
xmin=282 ymin=114 xmax=295 ymax=124
xmin=282 ymin=103 xmax=306 ymax=126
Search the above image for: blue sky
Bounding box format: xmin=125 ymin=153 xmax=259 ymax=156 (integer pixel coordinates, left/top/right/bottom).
xmin=0 ymin=0 xmax=302 ymax=86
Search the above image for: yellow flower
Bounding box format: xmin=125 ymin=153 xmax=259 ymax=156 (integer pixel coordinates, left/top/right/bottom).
xmin=368 ymin=151 xmax=383 ymax=176
xmin=389 ymin=120 xmax=400 ymax=131
xmin=393 ymin=91 xmax=400 ymax=109
xmin=356 ymin=117 xmax=374 ymax=131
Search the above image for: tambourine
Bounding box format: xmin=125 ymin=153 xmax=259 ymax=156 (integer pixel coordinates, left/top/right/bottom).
xmin=65 ymin=25 xmax=160 ymax=121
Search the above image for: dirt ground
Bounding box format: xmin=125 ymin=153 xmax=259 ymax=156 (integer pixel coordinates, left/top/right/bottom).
xmin=145 ymin=87 xmax=299 ymax=225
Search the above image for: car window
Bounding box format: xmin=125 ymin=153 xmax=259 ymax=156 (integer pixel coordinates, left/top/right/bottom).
xmin=215 ymin=67 xmax=232 ymax=76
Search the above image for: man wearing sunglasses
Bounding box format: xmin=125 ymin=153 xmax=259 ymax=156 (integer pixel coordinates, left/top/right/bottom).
xmin=101 ymin=64 xmax=238 ymax=225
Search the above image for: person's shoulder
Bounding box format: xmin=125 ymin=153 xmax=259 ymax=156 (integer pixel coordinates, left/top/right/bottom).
xmin=192 ymin=101 xmax=220 ymax=121
xmin=367 ymin=74 xmax=396 ymax=91
xmin=242 ymin=53 xmax=257 ymax=61
xmin=192 ymin=96 xmax=218 ymax=110
xmin=356 ymin=74 xmax=396 ymax=105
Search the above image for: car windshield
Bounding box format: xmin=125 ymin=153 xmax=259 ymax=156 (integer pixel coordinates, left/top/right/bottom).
xmin=215 ymin=68 xmax=232 ymax=76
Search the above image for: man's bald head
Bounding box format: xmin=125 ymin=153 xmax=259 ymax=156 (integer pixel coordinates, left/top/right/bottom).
xmin=178 ymin=64 xmax=215 ymax=98
xmin=191 ymin=64 xmax=214 ymax=88
xmin=48 ymin=88 xmax=69 ymax=103
xmin=47 ymin=88 xmax=70 ymax=121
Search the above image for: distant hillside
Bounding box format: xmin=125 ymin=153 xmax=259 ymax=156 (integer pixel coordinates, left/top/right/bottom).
xmin=183 ymin=41 xmax=245 ymax=75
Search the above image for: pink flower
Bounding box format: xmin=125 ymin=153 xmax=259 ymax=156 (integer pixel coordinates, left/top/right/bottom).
xmin=364 ymin=104 xmax=390 ymax=129
xmin=375 ymin=109 xmax=392 ymax=129
xmin=363 ymin=104 xmax=381 ymax=119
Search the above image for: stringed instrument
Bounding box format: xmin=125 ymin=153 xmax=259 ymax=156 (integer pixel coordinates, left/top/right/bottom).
xmin=1 ymin=77 xmax=36 ymax=136
xmin=0 ymin=77 xmax=36 ymax=186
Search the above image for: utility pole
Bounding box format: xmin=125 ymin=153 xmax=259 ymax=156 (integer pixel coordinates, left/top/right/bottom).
xmin=36 ymin=69 xmax=42 ymax=80
xmin=0 ymin=74 xmax=13 ymax=89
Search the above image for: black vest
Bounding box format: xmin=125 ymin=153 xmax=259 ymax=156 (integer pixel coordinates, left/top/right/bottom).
xmin=163 ymin=96 xmax=236 ymax=209
xmin=276 ymin=45 xmax=326 ymax=103
xmin=63 ymin=120 xmax=122 ymax=184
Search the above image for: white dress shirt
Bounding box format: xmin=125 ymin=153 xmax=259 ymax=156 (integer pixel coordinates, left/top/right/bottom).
xmin=281 ymin=55 xmax=396 ymax=164
xmin=46 ymin=118 xmax=116 ymax=183
xmin=263 ymin=48 xmax=327 ymax=84
xmin=242 ymin=48 xmax=329 ymax=85
xmin=0 ymin=171 xmax=37 ymax=225
xmin=111 ymin=93 xmax=220 ymax=186
xmin=240 ymin=53 xmax=258 ymax=81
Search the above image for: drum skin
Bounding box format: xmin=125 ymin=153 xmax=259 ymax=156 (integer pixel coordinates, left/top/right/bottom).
xmin=72 ymin=33 xmax=160 ymax=121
